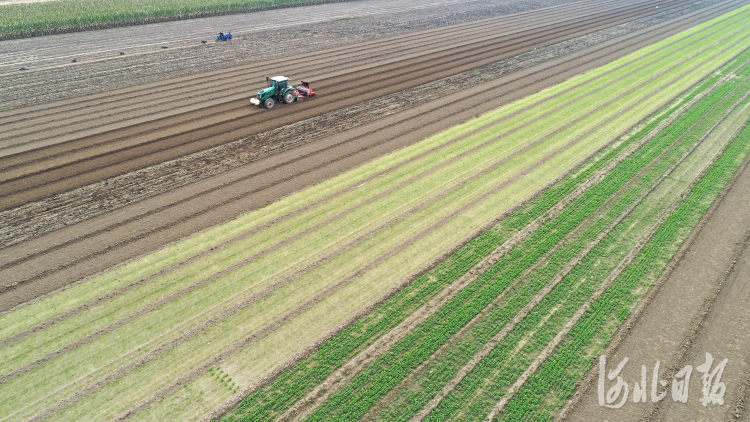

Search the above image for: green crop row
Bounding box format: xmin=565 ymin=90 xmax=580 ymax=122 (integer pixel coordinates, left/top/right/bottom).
xmin=418 ymin=74 xmax=750 ymax=422
xmin=499 ymin=76 xmax=750 ymax=422
xmin=218 ymin=45 xmax=735 ymax=422
xmin=717 ymin=42 xmax=750 ymax=73
xmin=375 ymin=76 xmax=749 ymax=421
xmin=381 ymin=178 xmax=656 ymax=421
xmin=0 ymin=0 xmax=349 ymax=40
xmin=299 ymin=54 xmax=750 ymax=422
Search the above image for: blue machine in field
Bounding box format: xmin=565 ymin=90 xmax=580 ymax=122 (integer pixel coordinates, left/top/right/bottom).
xmin=216 ymin=30 xmax=232 ymax=41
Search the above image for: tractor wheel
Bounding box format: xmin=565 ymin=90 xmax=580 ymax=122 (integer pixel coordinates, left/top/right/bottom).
xmin=283 ymin=91 xmax=296 ymax=104
xmin=264 ymin=98 xmax=275 ymax=109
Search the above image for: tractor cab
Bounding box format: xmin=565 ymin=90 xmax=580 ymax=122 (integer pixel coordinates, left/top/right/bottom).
xmin=268 ymin=76 xmax=289 ymax=93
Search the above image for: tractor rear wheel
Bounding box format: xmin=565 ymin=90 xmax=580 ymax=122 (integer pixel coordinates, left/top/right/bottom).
xmin=264 ymin=98 xmax=275 ymax=109
xmin=283 ymin=91 xmax=296 ymax=104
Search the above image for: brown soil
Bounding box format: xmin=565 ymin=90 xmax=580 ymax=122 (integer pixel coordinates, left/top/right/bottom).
xmin=0 ymin=0 xmax=739 ymax=314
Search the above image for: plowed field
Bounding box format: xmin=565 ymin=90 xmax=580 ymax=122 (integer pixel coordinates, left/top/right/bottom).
xmin=1 ymin=0 xmax=749 ymax=421
xmin=0 ymin=0 xmax=704 ymax=209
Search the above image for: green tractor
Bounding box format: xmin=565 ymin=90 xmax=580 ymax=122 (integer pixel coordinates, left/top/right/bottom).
xmin=250 ymin=76 xmax=316 ymax=109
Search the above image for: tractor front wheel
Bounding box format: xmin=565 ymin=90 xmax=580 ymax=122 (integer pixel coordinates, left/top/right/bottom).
xmin=264 ymin=98 xmax=275 ymax=109
xmin=283 ymin=91 xmax=296 ymax=104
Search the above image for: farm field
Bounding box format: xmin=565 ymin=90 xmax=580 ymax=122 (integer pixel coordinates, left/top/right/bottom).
xmin=2 ymin=0 xmax=750 ymax=421
xmin=0 ymin=0 xmax=707 ymax=209
xmin=224 ymin=24 xmax=750 ymax=422
xmin=1 ymin=0 xmax=742 ymax=311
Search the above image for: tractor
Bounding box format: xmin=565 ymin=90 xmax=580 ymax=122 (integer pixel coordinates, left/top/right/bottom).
xmin=250 ymin=76 xmax=316 ymax=109
xmin=216 ymin=30 xmax=232 ymax=41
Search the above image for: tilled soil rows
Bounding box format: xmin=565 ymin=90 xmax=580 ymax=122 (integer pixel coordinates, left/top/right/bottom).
xmin=0 ymin=0 xmax=572 ymax=104
xmin=0 ymin=0 xmax=703 ymax=210
xmin=0 ymin=0 xmax=727 ymax=248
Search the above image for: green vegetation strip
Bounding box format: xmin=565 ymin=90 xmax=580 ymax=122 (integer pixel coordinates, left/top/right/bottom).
xmin=299 ymin=60 xmax=748 ymax=422
xmin=371 ymin=70 xmax=750 ymax=422
xmin=420 ymin=71 xmax=750 ymax=422
xmin=499 ymin=78 xmax=750 ymax=422
xmin=218 ymin=68 xmax=717 ymax=422
xmin=0 ymin=0 xmax=349 ymax=40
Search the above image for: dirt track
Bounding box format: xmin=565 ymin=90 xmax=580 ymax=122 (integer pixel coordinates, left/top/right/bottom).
xmin=0 ymin=0 xmax=744 ymax=313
